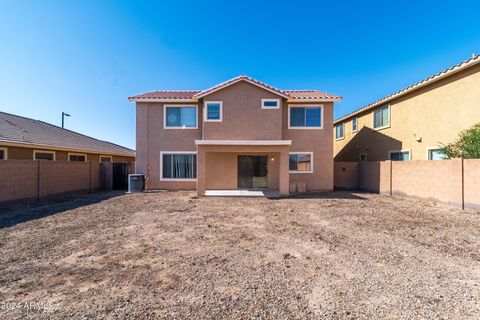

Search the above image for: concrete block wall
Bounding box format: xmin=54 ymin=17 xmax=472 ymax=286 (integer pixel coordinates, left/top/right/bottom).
xmin=464 ymin=159 xmax=480 ymax=210
xmin=0 ymin=160 xmax=103 ymax=203
xmin=334 ymin=158 xmax=480 ymax=210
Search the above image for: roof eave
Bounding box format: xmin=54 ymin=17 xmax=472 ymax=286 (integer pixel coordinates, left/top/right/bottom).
xmin=129 ymin=98 xmax=198 ymax=103
xmin=194 ymin=77 xmax=289 ymax=99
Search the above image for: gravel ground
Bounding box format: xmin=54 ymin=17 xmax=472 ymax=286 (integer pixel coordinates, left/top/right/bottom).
xmin=0 ymin=191 xmax=479 ymax=319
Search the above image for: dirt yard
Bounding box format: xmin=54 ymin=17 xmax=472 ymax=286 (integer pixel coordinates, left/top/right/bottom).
xmin=1 ymin=191 xmax=479 ymax=319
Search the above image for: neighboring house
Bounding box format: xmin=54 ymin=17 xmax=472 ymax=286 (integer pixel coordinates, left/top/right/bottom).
xmin=0 ymin=111 xmax=135 ymax=163
xmin=334 ymin=55 xmax=480 ymax=162
xmin=129 ymin=75 xmax=341 ymax=196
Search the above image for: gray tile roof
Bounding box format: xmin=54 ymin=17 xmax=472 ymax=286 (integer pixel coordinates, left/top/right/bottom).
xmin=0 ymin=111 xmax=135 ymax=157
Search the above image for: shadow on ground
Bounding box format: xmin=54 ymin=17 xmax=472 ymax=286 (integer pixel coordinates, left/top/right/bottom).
xmin=280 ymin=190 xmax=368 ymax=200
xmin=0 ymin=191 xmax=124 ymax=229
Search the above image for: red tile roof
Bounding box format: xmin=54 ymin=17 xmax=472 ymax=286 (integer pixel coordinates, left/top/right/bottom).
xmin=129 ymin=75 xmax=341 ymax=102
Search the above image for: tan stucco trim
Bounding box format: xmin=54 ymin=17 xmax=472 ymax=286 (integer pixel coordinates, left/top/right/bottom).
xmin=33 ymin=150 xmax=56 ymax=160
xmin=195 ymin=140 xmax=292 ymax=146
xmin=0 ymin=147 xmax=7 ymax=160
xmin=0 ymin=140 xmax=134 ymax=158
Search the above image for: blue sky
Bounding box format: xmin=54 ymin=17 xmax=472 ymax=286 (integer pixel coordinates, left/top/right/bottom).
xmin=0 ymin=0 xmax=479 ymax=149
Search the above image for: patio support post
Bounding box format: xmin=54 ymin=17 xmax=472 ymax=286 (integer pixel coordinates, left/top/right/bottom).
xmin=279 ymin=150 xmax=289 ymax=196
xmin=196 ymin=147 xmax=206 ymax=197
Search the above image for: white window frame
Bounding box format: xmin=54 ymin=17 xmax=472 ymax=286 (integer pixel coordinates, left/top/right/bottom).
xmin=352 ymin=117 xmax=358 ymax=133
xmin=373 ymin=105 xmax=391 ymax=130
xmin=427 ymin=147 xmax=446 ymax=160
xmin=261 ymin=99 xmax=280 ymax=109
xmin=335 ymin=123 xmax=345 ymax=140
xmin=0 ymin=147 xmax=7 ymax=160
xmin=203 ymin=101 xmax=223 ymax=122
xmin=160 ymin=151 xmax=197 ymax=181
xmin=68 ymin=152 xmax=87 ymax=162
xmin=289 ymin=152 xmax=314 ymax=174
xmin=99 ymin=155 xmax=113 ymax=162
xmin=288 ymin=105 xmax=324 ymax=129
xmin=33 ymin=150 xmax=56 ymax=161
xmin=388 ymin=149 xmax=411 ymax=161
xmin=359 ymin=153 xmax=367 ymax=162
xmin=163 ymin=105 xmax=198 ymax=129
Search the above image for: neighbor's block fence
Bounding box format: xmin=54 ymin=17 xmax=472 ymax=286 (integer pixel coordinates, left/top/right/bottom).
xmin=0 ymin=160 xmax=105 ymax=203
xmin=334 ymin=159 xmax=480 ymax=210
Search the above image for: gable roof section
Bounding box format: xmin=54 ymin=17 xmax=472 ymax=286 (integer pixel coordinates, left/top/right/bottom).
xmin=334 ymin=54 xmax=480 ymax=124
xmin=128 ymin=75 xmax=342 ymax=102
xmin=0 ymin=111 xmax=135 ymax=157
xmin=194 ymin=75 xmax=289 ymax=99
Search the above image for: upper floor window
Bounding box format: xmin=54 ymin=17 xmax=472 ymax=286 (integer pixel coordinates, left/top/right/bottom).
xmin=261 ymin=99 xmax=280 ymax=109
xmin=34 ymin=150 xmax=55 ymax=160
xmin=204 ymin=101 xmax=222 ymax=122
xmin=335 ymin=123 xmax=344 ymax=140
xmin=289 ymin=105 xmax=323 ymax=129
xmin=69 ymin=153 xmax=87 ymax=162
xmin=389 ymin=150 xmax=410 ymax=161
xmin=164 ymin=105 xmax=197 ymax=129
xmin=352 ymin=117 xmax=358 ymax=132
xmin=373 ymin=106 xmax=390 ymax=129
xmin=0 ymin=147 xmax=7 ymax=160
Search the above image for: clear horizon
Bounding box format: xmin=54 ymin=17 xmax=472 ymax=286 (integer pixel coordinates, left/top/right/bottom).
xmin=1 ymin=0 xmax=479 ymax=149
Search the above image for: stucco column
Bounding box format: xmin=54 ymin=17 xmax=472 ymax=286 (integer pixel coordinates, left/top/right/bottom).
xmin=279 ymin=150 xmax=290 ymax=196
xmin=196 ymin=147 xmax=206 ymax=197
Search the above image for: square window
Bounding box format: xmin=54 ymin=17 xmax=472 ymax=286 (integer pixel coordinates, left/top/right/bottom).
xmin=204 ymin=101 xmax=222 ymax=121
xmin=428 ymin=149 xmax=446 ymax=160
xmin=289 ymin=153 xmax=313 ymax=172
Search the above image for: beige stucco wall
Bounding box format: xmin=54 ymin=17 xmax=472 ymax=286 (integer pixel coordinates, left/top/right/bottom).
xmin=284 ymin=102 xmax=334 ymax=191
xmin=202 ymin=81 xmax=283 ymax=140
xmin=334 ymin=63 xmax=480 ymax=161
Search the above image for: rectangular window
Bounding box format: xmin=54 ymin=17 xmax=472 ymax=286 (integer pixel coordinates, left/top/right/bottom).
xmin=204 ymin=101 xmax=222 ymax=122
xmin=34 ymin=151 xmax=55 ymax=160
xmin=0 ymin=147 xmax=6 ymax=160
xmin=289 ymin=152 xmax=313 ymax=173
xmin=161 ymin=153 xmax=197 ymax=180
xmin=373 ymin=106 xmax=390 ymax=129
xmin=261 ymin=99 xmax=280 ymax=109
xmin=428 ymin=148 xmax=446 ymax=160
xmin=289 ymin=105 xmax=322 ymax=128
xmin=335 ymin=123 xmax=344 ymax=140
xmin=389 ymin=150 xmax=410 ymax=161
xmin=69 ymin=153 xmax=87 ymax=162
xmin=352 ymin=117 xmax=358 ymax=132
xmin=100 ymin=156 xmax=112 ymax=162
xmin=164 ymin=105 xmax=197 ymax=128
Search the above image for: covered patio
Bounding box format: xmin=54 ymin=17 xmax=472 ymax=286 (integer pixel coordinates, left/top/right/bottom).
xmin=195 ymin=140 xmax=291 ymax=197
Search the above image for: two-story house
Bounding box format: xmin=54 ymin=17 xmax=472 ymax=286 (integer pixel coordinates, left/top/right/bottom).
xmin=334 ymin=55 xmax=480 ymax=162
xmin=129 ymin=75 xmax=341 ymax=196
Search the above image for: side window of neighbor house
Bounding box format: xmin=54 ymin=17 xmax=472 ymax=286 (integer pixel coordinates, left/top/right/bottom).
xmin=289 ymin=106 xmax=322 ymax=128
xmin=373 ymin=106 xmax=390 ymax=129
xmin=428 ymin=148 xmax=446 ymax=160
xmin=204 ymin=101 xmax=222 ymax=121
xmin=389 ymin=150 xmax=410 ymax=161
xmin=165 ymin=105 xmax=197 ymax=128
xmin=162 ymin=153 xmax=197 ymax=180
xmin=34 ymin=151 xmax=55 ymax=160
xmin=289 ymin=153 xmax=313 ymax=173
xmin=335 ymin=123 xmax=344 ymax=140
xmin=0 ymin=148 xmax=6 ymax=160
xmin=69 ymin=154 xmax=87 ymax=162
xmin=352 ymin=117 xmax=358 ymax=132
